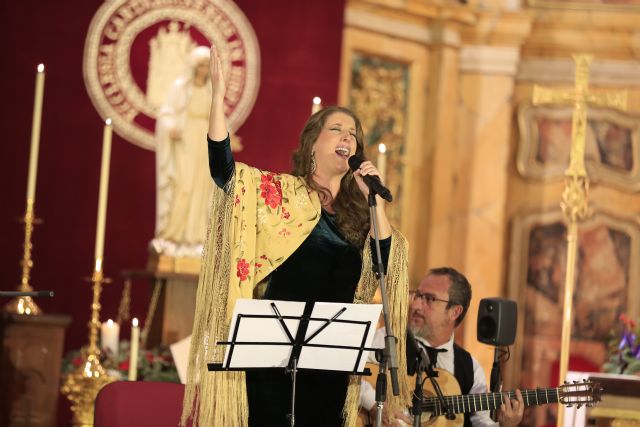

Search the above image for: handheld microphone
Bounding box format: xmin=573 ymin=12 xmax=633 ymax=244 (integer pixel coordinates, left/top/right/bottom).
xmin=348 ymin=155 xmax=393 ymax=202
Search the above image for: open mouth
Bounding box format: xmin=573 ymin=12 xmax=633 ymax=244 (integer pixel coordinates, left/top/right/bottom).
xmin=335 ymin=147 xmax=350 ymax=159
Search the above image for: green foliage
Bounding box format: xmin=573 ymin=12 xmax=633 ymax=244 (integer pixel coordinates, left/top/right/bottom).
xmin=601 ymin=313 xmax=640 ymax=375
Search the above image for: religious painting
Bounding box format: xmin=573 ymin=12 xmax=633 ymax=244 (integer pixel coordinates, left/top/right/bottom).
xmin=527 ymin=0 xmax=640 ymax=10
xmin=348 ymin=53 xmax=409 ymax=226
xmin=507 ymin=208 xmax=640 ymax=426
xmin=517 ymin=104 xmax=640 ymax=191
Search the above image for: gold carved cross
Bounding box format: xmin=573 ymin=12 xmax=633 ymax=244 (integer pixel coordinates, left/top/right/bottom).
xmin=533 ymin=54 xmax=627 ymax=180
xmin=532 ymin=54 xmax=627 ymax=427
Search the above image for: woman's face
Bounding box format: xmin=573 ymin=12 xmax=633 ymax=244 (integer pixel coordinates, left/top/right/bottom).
xmin=312 ymin=112 xmax=358 ymax=177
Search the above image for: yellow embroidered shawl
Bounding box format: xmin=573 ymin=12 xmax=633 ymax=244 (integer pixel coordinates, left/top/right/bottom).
xmin=181 ymin=163 xmax=410 ymax=426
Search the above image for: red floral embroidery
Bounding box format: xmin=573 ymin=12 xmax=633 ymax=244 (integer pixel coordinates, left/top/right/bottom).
xmin=255 ymin=262 xmax=263 ymax=268
xmin=281 ymin=206 xmax=290 ymax=220
xmin=259 ymin=254 xmax=268 ymax=260
xmin=260 ymin=174 xmax=282 ymax=209
xmin=278 ymin=228 xmax=291 ymax=237
xmin=236 ymin=259 xmax=250 ymax=281
xmin=235 ymin=194 xmax=240 ymax=206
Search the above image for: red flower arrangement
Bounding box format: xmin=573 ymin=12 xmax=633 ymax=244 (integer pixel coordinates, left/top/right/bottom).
xmin=62 ymin=340 xmax=179 ymax=382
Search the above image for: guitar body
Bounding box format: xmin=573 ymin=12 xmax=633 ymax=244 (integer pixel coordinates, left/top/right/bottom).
xmin=357 ymin=363 xmax=464 ymax=427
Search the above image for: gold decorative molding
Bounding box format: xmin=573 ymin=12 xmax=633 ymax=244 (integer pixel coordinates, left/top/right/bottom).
xmin=347 ymin=0 xmax=476 ymax=22
xmin=459 ymin=9 xmax=535 ymax=46
xmin=339 ymin=22 xmax=430 ymax=282
xmin=460 ymin=45 xmax=521 ymax=74
xmin=518 ymin=58 xmax=640 ymax=86
xmin=345 ymin=0 xmax=477 ymax=47
xmin=528 ymin=0 xmax=640 ymax=11
xmin=349 ymin=53 xmax=408 ymax=227
xmin=522 ymin=7 xmax=640 ymax=60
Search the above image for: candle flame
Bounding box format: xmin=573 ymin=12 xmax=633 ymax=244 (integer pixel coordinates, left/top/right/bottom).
xmin=378 ymin=143 xmax=387 ymax=154
xmin=312 ymin=96 xmax=321 ymax=105
xmin=37 ymin=64 xmax=44 ymax=72
xmin=132 ymin=318 xmax=139 ymax=327
xmin=105 ymin=118 xmax=112 ymax=126
xmin=107 ymin=319 xmax=114 ymax=326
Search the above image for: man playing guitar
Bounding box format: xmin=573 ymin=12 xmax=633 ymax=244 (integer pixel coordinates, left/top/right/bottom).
xmin=361 ymin=267 xmax=525 ymax=427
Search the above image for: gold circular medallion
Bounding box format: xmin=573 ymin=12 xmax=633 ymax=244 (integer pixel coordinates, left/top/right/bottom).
xmin=83 ymin=0 xmax=260 ymax=150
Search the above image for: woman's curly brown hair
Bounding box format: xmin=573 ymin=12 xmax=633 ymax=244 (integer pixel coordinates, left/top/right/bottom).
xmin=291 ymin=106 xmax=370 ymax=248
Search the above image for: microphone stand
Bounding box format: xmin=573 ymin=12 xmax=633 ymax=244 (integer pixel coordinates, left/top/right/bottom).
xmin=374 ymin=349 xmax=387 ymax=427
xmin=407 ymin=330 xmax=454 ymax=423
xmin=412 ymin=354 xmax=424 ymax=427
xmin=368 ymin=192 xmax=400 ymax=427
xmin=489 ymin=346 xmax=502 ymax=420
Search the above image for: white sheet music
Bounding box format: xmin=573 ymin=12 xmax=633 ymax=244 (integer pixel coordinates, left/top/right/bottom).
xmin=222 ymin=299 xmax=382 ymax=372
xmin=298 ymin=302 xmax=381 ymax=372
xmin=223 ymin=299 xmax=305 ymax=368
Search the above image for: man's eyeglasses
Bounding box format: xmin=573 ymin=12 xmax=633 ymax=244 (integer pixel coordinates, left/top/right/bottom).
xmin=410 ymin=290 xmax=451 ymax=306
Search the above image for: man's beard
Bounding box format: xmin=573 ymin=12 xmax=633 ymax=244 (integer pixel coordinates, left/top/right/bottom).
xmin=410 ymin=323 xmax=431 ymax=341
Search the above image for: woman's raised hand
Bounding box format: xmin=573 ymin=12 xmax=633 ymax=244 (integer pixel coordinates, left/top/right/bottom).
xmin=208 ymin=44 xmax=229 ymax=140
xmin=209 ymin=45 xmax=226 ymax=104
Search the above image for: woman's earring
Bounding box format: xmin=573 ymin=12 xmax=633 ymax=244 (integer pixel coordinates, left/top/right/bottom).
xmin=310 ymin=152 xmax=317 ymax=174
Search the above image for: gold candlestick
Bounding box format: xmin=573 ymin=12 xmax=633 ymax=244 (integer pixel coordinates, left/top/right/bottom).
xmin=61 ymin=266 xmax=116 ymax=427
xmin=4 ymin=197 xmax=44 ymax=315
xmin=5 ymin=64 xmax=46 ymax=315
xmin=61 ymin=117 xmax=116 ymax=426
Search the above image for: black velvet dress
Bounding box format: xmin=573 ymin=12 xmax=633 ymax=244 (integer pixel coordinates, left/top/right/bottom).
xmin=208 ymin=136 xmax=389 ymax=427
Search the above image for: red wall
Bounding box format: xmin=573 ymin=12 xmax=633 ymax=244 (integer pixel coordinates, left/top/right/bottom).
xmin=0 ymin=1 xmax=344 ymax=424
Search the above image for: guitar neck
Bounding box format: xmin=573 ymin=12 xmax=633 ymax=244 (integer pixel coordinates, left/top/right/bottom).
xmin=422 ymin=387 xmax=560 ymax=416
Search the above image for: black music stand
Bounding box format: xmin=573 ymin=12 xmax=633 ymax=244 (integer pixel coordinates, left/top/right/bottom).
xmin=208 ymin=299 xmax=382 ymax=427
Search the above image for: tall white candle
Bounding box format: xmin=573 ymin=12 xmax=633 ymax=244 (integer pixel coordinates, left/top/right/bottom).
xmin=100 ymin=318 xmax=120 ymax=357
xmin=377 ymin=143 xmax=387 ymax=182
xmin=128 ymin=318 xmax=140 ymax=381
xmin=311 ymin=96 xmax=322 ymax=115
xmin=26 ymin=64 xmax=45 ymax=201
xmin=94 ymin=118 xmax=113 ymax=266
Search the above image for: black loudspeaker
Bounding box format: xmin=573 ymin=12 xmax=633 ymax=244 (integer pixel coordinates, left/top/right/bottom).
xmin=477 ymin=298 xmax=517 ymax=346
